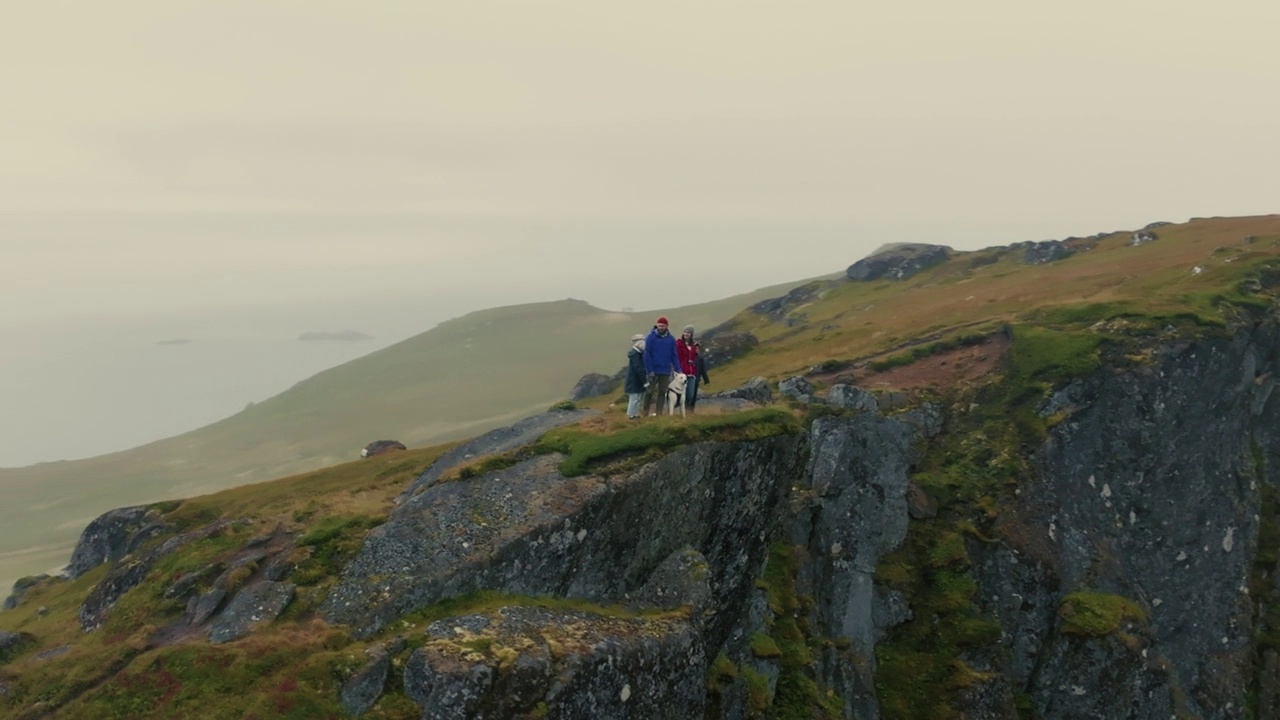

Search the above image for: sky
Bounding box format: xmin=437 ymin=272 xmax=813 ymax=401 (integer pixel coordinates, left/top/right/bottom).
xmin=1 ymin=0 xmax=1279 ymax=465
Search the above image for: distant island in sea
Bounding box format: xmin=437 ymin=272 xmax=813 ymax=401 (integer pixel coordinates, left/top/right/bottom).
xmin=297 ymin=330 xmax=374 ymax=342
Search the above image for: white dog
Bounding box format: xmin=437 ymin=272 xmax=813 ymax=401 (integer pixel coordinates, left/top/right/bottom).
xmin=666 ymin=373 xmax=688 ymax=417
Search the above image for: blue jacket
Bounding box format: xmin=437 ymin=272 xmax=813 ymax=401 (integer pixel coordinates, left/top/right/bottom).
xmin=644 ymin=327 xmax=681 ymax=375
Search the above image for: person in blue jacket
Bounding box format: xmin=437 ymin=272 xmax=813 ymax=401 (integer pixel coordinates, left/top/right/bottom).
xmin=643 ymin=316 xmax=683 ymax=416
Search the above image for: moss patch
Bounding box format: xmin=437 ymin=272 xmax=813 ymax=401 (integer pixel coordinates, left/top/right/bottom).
xmin=1058 ymin=591 xmax=1147 ymax=636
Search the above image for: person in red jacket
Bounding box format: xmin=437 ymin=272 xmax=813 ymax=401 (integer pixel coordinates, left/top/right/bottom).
xmin=676 ymin=325 xmax=702 ymax=414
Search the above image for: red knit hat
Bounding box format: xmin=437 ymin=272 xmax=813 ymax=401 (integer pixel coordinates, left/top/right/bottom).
xmin=656 ymin=316 xmax=669 ymax=325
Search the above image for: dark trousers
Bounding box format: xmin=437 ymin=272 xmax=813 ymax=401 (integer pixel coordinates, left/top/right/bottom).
xmin=683 ymin=376 xmax=700 ymax=412
xmin=643 ymin=374 xmax=671 ymax=415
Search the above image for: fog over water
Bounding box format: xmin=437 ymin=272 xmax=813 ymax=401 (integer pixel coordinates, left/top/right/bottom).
xmin=3 ymin=0 xmax=1279 ymax=465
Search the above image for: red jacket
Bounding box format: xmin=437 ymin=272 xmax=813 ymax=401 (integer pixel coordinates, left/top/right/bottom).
xmin=677 ymin=338 xmax=699 ymax=376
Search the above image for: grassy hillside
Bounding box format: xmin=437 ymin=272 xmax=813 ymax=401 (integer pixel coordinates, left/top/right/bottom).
xmin=3 ymin=215 xmax=1279 ymax=719
xmin=0 ymin=280 xmax=818 ymax=594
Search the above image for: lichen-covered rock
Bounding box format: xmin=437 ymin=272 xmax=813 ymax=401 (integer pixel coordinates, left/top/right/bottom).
xmin=846 ymin=243 xmax=950 ymax=282
xmin=66 ymin=506 xmax=167 ymax=578
xmin=403 ymin=606 xmax=705 ymax=720
xmin=898 ymin=401 xmax=944 ymax=439
xmin=709 ymin=377 xmax=772 ymax=406
xmin=187 ymin=588 xmax=227 ymax=626
xmin=826 ymin=384 xmax=878 ymax=412
xmin=778 ymin=376 xmax=814 ymax=401
xmin=326 ymin=436 xmax=804 ymax=641
xmin=341 ymin=643 xmax=393 ymax=717
xmin=207 ymin=581 xmax=295 ymax=645
xmin=397 ymin=409 xmax=598 ymax=501
xmin=569 ymin=373 xmax=618 ymax=401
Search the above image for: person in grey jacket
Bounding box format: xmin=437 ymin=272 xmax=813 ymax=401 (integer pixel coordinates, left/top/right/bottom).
xmin=624 ymin=334 xmax=647 ymax=419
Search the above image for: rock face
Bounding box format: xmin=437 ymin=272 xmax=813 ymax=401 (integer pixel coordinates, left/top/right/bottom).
xmin=846 ymin=243 xmax=950 ymax=282
xmin=361 ymin=440 xmax=406 ymax=458
xmin=397 ymin=408 xmax=598 ymax=501
xmin=569 ymin=372 xmax=618 ymax=401
xmin=66 ymin=506 xmax=167 ymax=578
xmin=327 ymin=436 xmax=805 ymax=640
xmin=0 ymin=631 xmax=35 ymax=664
xmin=826 ymin=383 xmax=879 ymax=412
xmin=3 ymin=574 xmax=49 ymax=610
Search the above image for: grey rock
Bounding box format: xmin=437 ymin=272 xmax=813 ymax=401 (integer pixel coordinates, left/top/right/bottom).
xmin=898 ymin=401 xmax=944 ymax=439
xmin=693 ymin=397 xmax=757 ymax=413
xmin=262 ymin=546 xmax=303 ymax=582
xmin=877 ymin=390 xmax=909 ymax=411
xmin=750 ymin=282 xmax=823 ymax=318
xmin=361 ymin=439 xmax=407 ymax=458
xmin=1130 ymin=229 xmax=1158 ymax=246
xmin=709 ymin=377 xmax=772 ymax=405
xmin=906 ymin=482 xmax=938 ymax=519
xmin=778 ymin=376 xmax=814 ymax=400
xmin=398 ymin=408 xmax=598 ymax=501
xmin=872 ymin=588 xmax=912 ymax=643
xmin=188 ymin=588 xmax=227 ymax=626
xmin=847 ymin=243 xmax=950 ymax=282
xmin=1022 ymin=240 xmax=1074 ymax=264
xmin=66 ymin=506 xmax=167 ymax=578
xmin=341 ymin=644 xmax=392 ymax=717
xmin=826 ymin=384 xmax=879 ymax=412
xmin=207 ymin=581 xmax=295 ymax=645
xmin=163 ymin=563 xmax=222 ymax=600
xmin=569 ymin=372 xmax=617 ymax=401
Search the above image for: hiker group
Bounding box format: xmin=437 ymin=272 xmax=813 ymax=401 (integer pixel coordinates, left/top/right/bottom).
xmin=624 ymin=316 xmax=710 ymax=419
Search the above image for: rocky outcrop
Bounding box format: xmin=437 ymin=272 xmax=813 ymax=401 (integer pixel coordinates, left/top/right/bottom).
xmin=79 ymin=521 xmax=231 ymax=631
xmin=405 ymin=607 xmax=705 ymax=720
xmin=569 ymin=373 xmax=618 ymax=401
xmin=340 ymin=639 xmax=404 ymax=718
xmin=361 ymin=440 xmax=406 ymax=458
xmin=327 ymin=435 xmax=805 ymax=641
xmin=1022 ymin=240 xmax=1074 ymax=264
xmin=846 ymin=244 xmax=950 ymax=282
xmin=708 ymin=377 xmax=772 ymax=406
xmin=397 ymin=409 xmax=597 ymax=501
xmin=207 ymin=581 xmax=295 ymax=645
xmin=750 ymin=282 xmax=824 ymax=321
xmin=66 ymin=506 xmax=168 ymax=578
xmin=3 ymin=574 xmax=50 ymax=611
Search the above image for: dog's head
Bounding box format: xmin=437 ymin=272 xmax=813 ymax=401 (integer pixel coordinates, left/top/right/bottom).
xmin=667 ymin=373 xmax=687 ymax=395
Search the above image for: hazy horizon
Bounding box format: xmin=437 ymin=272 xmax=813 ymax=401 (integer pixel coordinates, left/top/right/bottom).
xmin=3 ymin=0 xmax=1279 ymax=465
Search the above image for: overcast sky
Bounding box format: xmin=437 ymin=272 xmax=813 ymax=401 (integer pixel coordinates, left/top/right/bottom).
xmin=1 ymin=0 xmax=1279 ymax=464
xmin=3 ymin=1 xmax=1278 ymax=309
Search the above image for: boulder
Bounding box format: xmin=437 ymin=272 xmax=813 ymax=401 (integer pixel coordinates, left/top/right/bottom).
xmin=361 ymin=440 xmax=407 ymax=458
xmin=66 ymin=506 xmax=168 ymax=578
xmin=187 ymin=588 xmax=228 ymax=626
xmin=568 ymin=373 xmax=618 ymax=401
xmin=846 ymin=244 xmax=950 ymax=282
xmin=1130 ymin=229 xmax=1158 ymax=246
xmin=207 ymin=581 xmax=295 ymax=645
xmin=778 ymin=376 xmax=815 ymax=401
xmin=750 ymin=282 xmax=823 ymax=318
xmin=708 ymin=377 xmax=772 ymax=405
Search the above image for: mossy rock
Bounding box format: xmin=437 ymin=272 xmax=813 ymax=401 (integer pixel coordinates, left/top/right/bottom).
xmin=1058 ymin=591 xmax=1147 ymax=636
